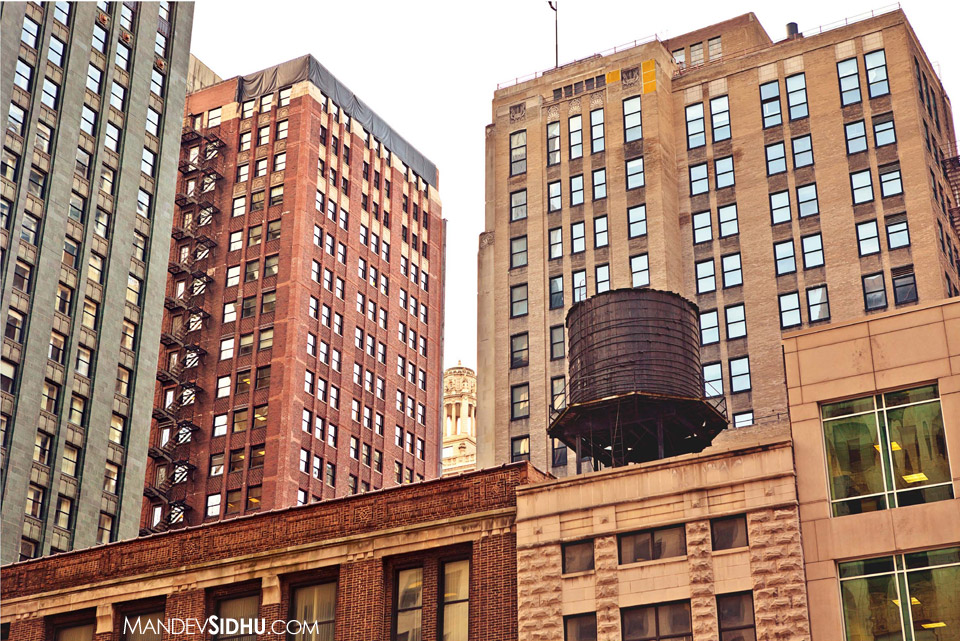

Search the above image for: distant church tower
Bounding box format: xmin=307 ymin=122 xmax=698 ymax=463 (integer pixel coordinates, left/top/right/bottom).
xmin=441 ymin=363 xmax=477 ymax=475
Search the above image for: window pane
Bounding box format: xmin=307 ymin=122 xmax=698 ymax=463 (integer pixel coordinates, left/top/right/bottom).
xmin=823 ymin=413 xmax=885 ymax=514
xmin=841 ymin=574 xmax=902 ymax=641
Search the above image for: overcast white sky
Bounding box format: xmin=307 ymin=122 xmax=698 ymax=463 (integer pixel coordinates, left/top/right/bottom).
xmin=191 ymin=0 xmax=959 ymax=371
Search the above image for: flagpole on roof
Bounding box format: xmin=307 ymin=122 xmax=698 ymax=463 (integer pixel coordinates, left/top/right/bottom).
xmin=548 ymin=1 xmax=558 ymax=68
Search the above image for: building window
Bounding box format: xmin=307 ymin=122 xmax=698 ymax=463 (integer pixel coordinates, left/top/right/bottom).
xmin=550 ymin=325 xmax=565 ymax=359
xmin=845 ymin=120 xmax=867 ymax=154
xmin=718 ymin=204 xmax=738 ymax=237
xmin=700 ymin=310 xmax=719 ymax=345
xmin=779 ymin=292 xmax=801 ymax=328
xmin=864 ymin=49 xmax=889 ymax=97
xmin=879 ymin=166 xmax=903 ymax=197
xmin=592 ymin=215 xmax=609 ymax=248
xmin=510 ymin=284 xmax=528 ymax=317
xmin=511 ymin=384 xmax=529 ymax=420
xmin=715 ymin=156 xmax=734 ymax=189
xmin=837 ymin=58 xmax=861 ymax=105
xmin=624 ymin=95 xmax=642 ymax=141
xmin=569 ymin=114 xmax=583 ymax=159
xmin=732 ymin=411 xmax=754 ymax=428
xmin=509 ymin=130 xmax=526 ymax=176
xmin=564 ymin=614 xmax=597 ymax=641
xmin=717 ymin=593 xmax=756 ymax=640
xmin=893 ymin=268 xmax=918 ymax=305
xmin=563 ymin=540 xmax=595 ymax=573
xmin=766 ymin=142 xmax=786 ymax=175
xmin=722 ymin=253 xmax=742 ymax=288
xmin=290 ymin=583 xmax=336 ymax=640
xmin=703 ymin=363 xmax=723 ymax=397
xmin=689 ymin=163 xmax=708 ymax=195
xmin=548 ymin=227 xmax=563 ymax=259
xmin=774 ymin=240 xmax=796 ymax=275
xmin=807 ymin=285 xmax=830 ymax=322
xmin=797 ymin=183 xmax=819 ymax=217
xmin=547 ymin=121 xmax=561 ymax=165
xmin=685 ymin=103 xmax=705 ymax=148
xmin=760 ymin=80 xmax=781 ymax=127
xmin=857 ymin=220 xmax=880 ymax=255
xmin=511 ymin=190 xmax=527 ymax=221
xmin=874 ymin=118 xmax=896 ymax=146
xmin=440 ymin=560 xmax=470 ymax=639
xmin=725 ymin=304 xmax=746 ymax=340
xmin=625 ymin=158 xmax=644 ymax=190
xmin=839 ymin=547 xmax=958 ymax=641
xmin=596 ymin=264 xmax=610 ymax=293
xmin=822 ymin=383 xmax=952 ymax=516
xmin=692 ymin=211 xmax=712 ymax=244
xmin=593 ymin=168 xmax=607 ymax=199
xmin=792 ymin=134 xmax=813 ymax=167
xmin=216 ymin=595 xmax=260 ymax=640
xmin=729 ymin=357 xmax=751 ymax=392
xmin=786 ymin=73 xmax=808 ymax=119
xmin=511 ymin=333 xmax=529 ymax=368
xmin=571 ymin=269 xmax=587 ymax=302
xmin=548 ymin=180 xmax=562 ymax=212
xmin=511 ymin=435 xmax=530 ymax=462
xmin=631 ymin=254 xmax=650 ymax=288
xmin=571 ymin=175 xmax=584 ymax=206
xmin=589 ymin=108 xmax=605 ymax=153
xmin=628 ymin=205 xmax=646 ymax=238
xmin=510 ymin=236 xmax=528 ymax=268
xmin=619 ymin=525 xmax=686 ymax=564
xmin=696 ymin=259 xmax=715 ymax=293
xmin=395 ymin=567 xmax=423 ymax=640
xmin=886 ymin=216 xmax=910 ymax=249
xmin=621 ymin=601 xmax=692 ymax=641
xmin=851 ymin=170 xmax=874 ymax=204
xmin=711 ymin=95 xmax=730 ymax=141
xmin=802 ymin=234 xmax=824 ymax=269
xmin=862 ymin=272 xmax=887 ymax=310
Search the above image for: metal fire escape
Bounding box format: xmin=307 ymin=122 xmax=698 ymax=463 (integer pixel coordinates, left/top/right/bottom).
xmin=943 ymin=141 xmax=960 ymax=237
xmin=141 ymin=116 xmax=225 ymax=535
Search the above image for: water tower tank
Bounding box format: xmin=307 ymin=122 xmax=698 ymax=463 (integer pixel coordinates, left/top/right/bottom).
xmin=550 ymin=288 xmax=728 ymax=470
xmin=566 ymin=289 xmax=702 ymax=404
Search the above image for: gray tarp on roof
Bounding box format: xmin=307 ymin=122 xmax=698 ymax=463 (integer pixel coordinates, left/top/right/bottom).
xmin=237 ymin=55 xmax=438 ymax=188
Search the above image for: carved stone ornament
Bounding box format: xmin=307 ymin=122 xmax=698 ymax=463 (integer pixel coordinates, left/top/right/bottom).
xmin=510 ymin=103 xmax=526 ymax=123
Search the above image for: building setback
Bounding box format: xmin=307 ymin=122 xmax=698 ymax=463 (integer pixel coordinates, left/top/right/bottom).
xmin=1 ymin=464 xmax=544 ymax=641
xmin=141 ymin=55 xmax=446 ymax=532
xmin=0 ymin=1 xmax=193 ymax=562
xmin=784 ymin=298 xmax=960 ymax=641
xmin=477 ymin=9 xmax=960 ymax=474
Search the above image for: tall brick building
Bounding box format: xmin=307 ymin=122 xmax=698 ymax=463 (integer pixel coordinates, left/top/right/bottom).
xmin=0 ymin=1 xmax=193 ymax=562
xmin=477 ymin=9 xmax=960 ymax=472
xmin=142 ymin=55 xmax=446 ymax=532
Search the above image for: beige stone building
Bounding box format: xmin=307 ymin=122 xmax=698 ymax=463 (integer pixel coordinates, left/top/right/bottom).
xmin=477 ymin=8 xmax=960 ymax=474
xmin=784 ymin=297 xmax=960 ymax=641
xmin=442 ymin=363 xmax=477 ymax=475
xmin=515 ymin=433 xmax=809 ymax=641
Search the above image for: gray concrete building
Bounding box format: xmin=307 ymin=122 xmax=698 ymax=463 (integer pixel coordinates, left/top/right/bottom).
xmin=0 ymin=1 xmax=193 ymax=562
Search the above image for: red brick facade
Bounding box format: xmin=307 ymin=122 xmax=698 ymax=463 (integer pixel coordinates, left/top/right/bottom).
xmin=2 ymin=464 xmax=545 ymax=641
xmin=140 ymin=62 xmax=446 ymax=532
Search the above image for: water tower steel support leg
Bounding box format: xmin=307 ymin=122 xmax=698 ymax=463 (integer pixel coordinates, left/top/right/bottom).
xmin=657 ymin=416 xmax=665 ymax=460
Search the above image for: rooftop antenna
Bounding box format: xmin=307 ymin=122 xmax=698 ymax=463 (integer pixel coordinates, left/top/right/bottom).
xmin=548 ymin=1 xmax=558 ymax=68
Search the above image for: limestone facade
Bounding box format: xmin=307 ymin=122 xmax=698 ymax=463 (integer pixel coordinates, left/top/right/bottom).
xmin=515 ymin=436 xmax=810 ymax=641
xmin=784 ymin=298 xmax=960 ymax=641
xmin=442 ymin=363 xmax=477 ymax=475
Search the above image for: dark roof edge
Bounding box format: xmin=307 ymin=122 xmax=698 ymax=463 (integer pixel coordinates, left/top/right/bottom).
xmin=237 ymin=54 xmax=438 ymax=188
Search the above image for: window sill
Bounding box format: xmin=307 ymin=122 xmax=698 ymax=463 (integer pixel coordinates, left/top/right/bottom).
xmin=618 ymin=555 xmax=688 ymax=570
